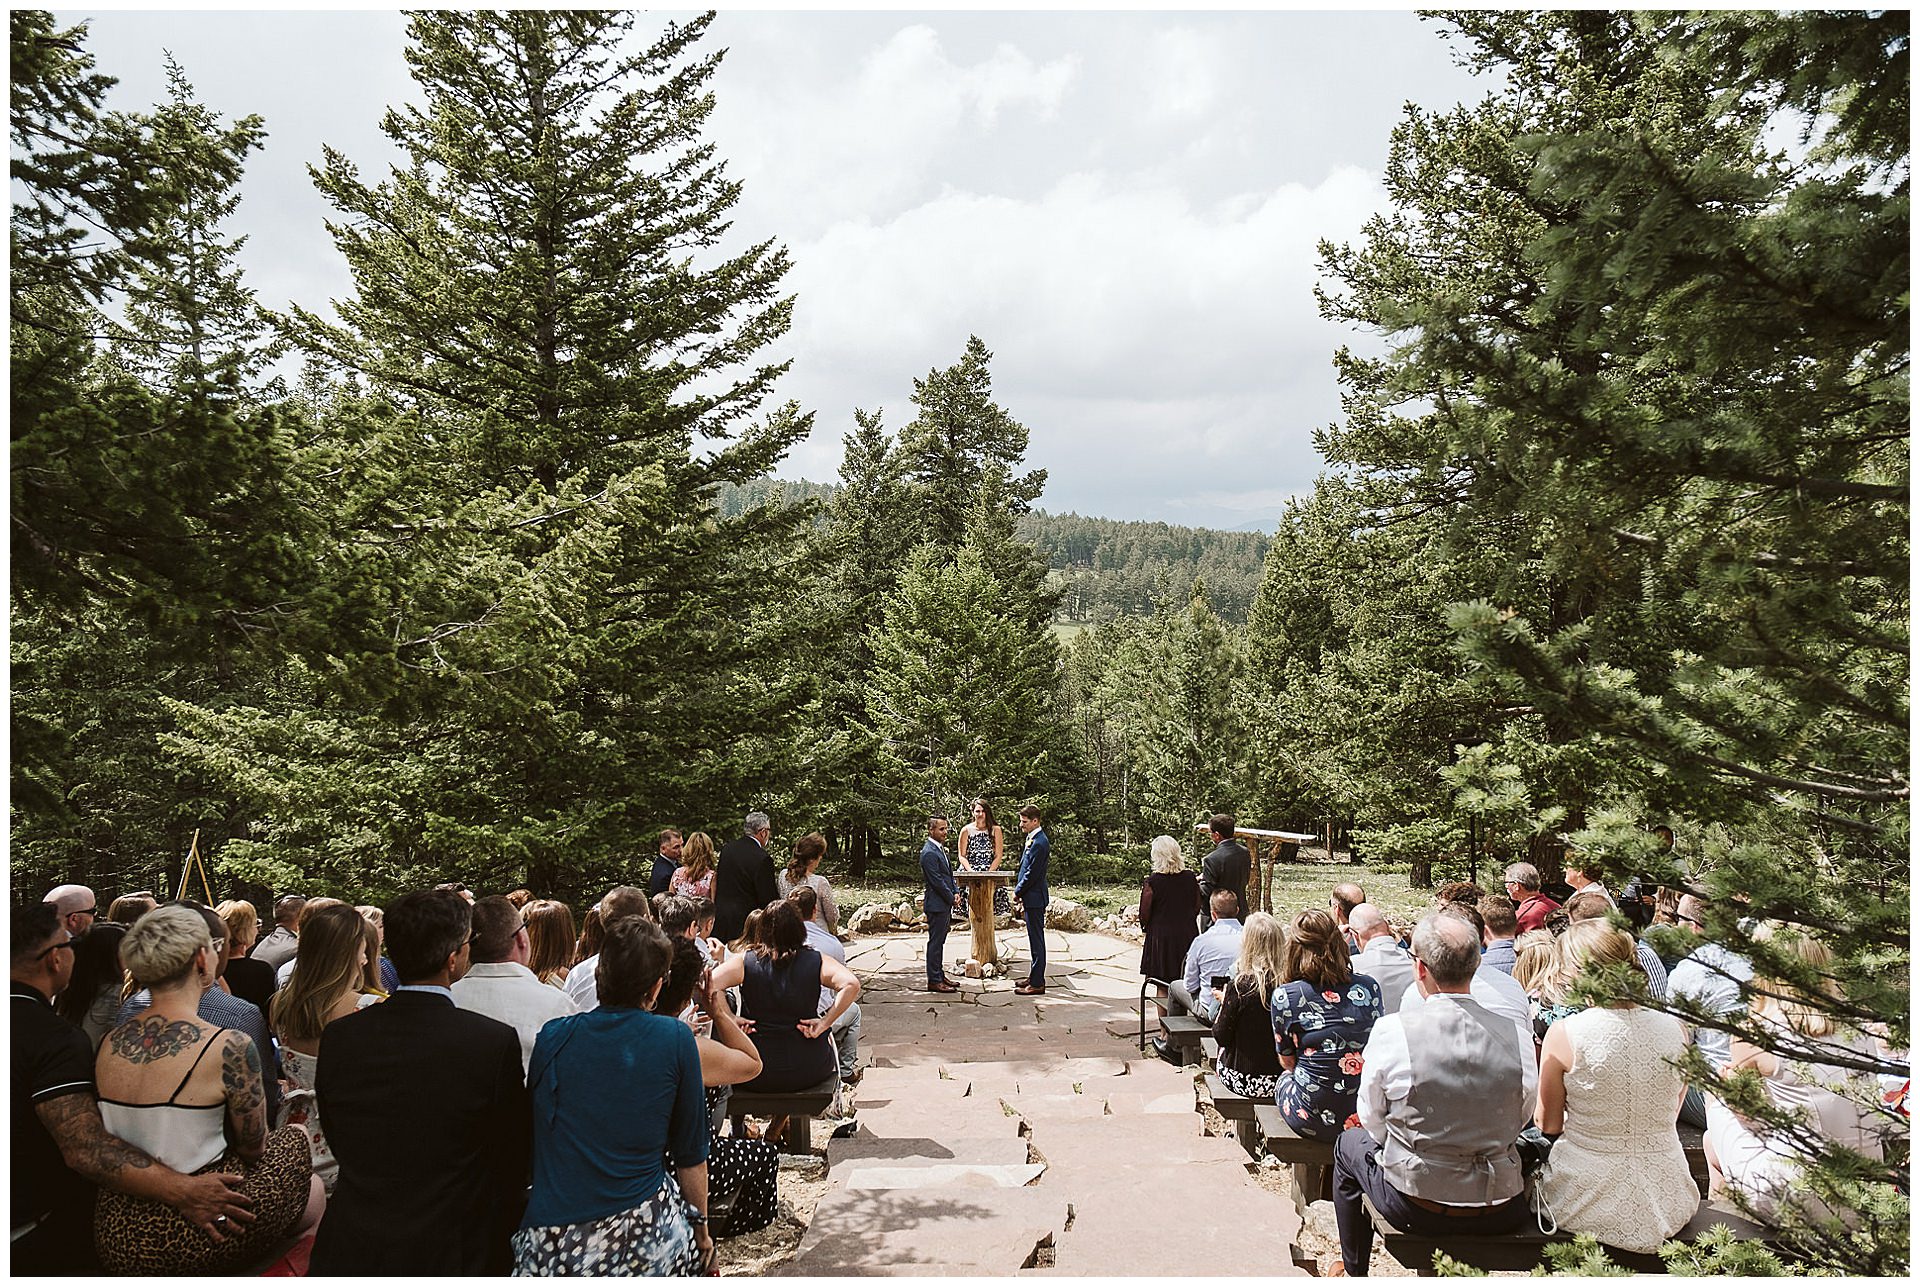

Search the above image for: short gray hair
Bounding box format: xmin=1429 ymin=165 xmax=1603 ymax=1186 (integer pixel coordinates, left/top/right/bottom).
xmin=1149 ymin=835 xmax=1183 ymax=874
xmin=744 ymin=811 xmax=772 ymax=836
xmin=1410 ymin=913 xmax=1480 ymax=987
xmin=1503 ymin=862 xmax=1541 ymax=892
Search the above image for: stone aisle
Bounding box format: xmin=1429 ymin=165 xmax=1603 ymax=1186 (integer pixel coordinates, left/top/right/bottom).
xmin=774 ymin=927 xmax=1307 ymax=1276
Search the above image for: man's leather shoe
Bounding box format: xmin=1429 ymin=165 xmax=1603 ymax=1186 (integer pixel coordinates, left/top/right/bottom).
xmin=1014 ymin=983 xmax=1046 ymax=995
xmin=927 ymin=980 xmax=960 ymax=993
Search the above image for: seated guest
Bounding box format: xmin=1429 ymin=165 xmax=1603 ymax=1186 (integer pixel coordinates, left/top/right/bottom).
xmin=1330 ymin=882 xmax=1366 ymax=952
xmin=1533 ymin=921 xmax=1698 ymax=1252
xmin=1211 ymin=911 xmax=1287 ymax=1099
xmin=710 ymin=901 xmax=860 ymax=1094
xmin=1477 ymin=894 xmax=1519 ymax=976
xmin=1563 ymin=889 xmax=1669 ymax=999
xmin=1562 ymin=852 xmax=1614 ymax=905
xmin=1704 ymin=923 xmax=1890 ymax=1226
xmin=672 ymin=830 xmax=719 ymax=902
xmin=1668 ymin=893 xmax=1755 ymax=1128
xmin=653 ymin=936 xmax=777 ymax=1237
xmin=1173 ymin=889 xmax=1245 ymax=1024
xmin=117 ymin=902 xmax=281 ymax=1127
xmin=12 ymin=902 xmax=256 ymax=1275
xmin=54 ymin=920 xmax=127 ymax=1051
xmin=1512 ymin=928 xmax=1559 ymax=999
xmin=525 ymin=898 xmax=577 ymax=988
xmin=1396 ymin=904 xmax=1534 ymax=1043
xmin=505 ymin=888 xmax=533 ymax=910
xmin=788 ymin=887 xmax=861 ymax=1090
xmin=273 ymin=896 xmax=349 ymax=989
xmin=564 ymin=885 xmax=653 ymax=1012
xmin=1333 ymin=914 xmax=1533 ymax=1276
xmin=1434 ymin=880 xmax=1484 ymax=907
xmin=688 ymin=898 xmax=724 ymax=967
xmin=1503 ymin=862 xmax=1560 ymax=933
xmin=1140 ymin=835 xmax=1201 ymax=986
xmin=268 ymin=904 xmax=379 ymax=1192
xmin=1273 ymin=908 xmax=1384 ymax=1140
xmin=1348 ymin=904 xmax=1414 ymax=1016
xmin=574 ymin=904 xmax=606 ymax=969
xmin=105 ymin=893 xmax=156 ymax=925
xmin=216 ymin=900 xmax=276 ymax=1013
xmin=250 ymin=895 xmax=303 ymax=971
xmin=310 ymin=890 xmax=530 ymax=1275
xmin=93 ymin=906 xmax=321 ymax=1273
xmin=354 ymin=904 xmax=398 ymax=994
xmin=776 ymin=832 xmax=841 ymax=934
xmin=517 ymin=918 xmax=713 ymax=1274
xmin=452 ymin=896 xmax=578 ymax=1074
xmin=650 ymin=828 xmax=685 ymax=897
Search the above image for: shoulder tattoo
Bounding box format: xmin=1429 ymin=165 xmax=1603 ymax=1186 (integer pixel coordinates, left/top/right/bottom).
xmin=108 ymin=1015 xmax=204 ymax=1064
xmin=220 ymin=1033 xmax=264 ymax=1120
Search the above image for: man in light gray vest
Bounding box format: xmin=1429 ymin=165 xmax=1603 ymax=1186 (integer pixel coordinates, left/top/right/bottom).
xmin=1333 ymin=913 xmax=1533 ymax=1276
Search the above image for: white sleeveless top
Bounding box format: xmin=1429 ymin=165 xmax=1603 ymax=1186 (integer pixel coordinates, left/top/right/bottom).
xmin=97 ymin=1027 xmax=230 ymax=1173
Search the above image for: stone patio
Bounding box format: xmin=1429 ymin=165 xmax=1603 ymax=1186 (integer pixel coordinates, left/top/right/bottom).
xmin=777 ymin=926 xmax=1308 ymax=1276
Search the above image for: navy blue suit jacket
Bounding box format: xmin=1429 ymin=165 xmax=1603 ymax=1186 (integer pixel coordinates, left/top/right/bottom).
xmin=922 ymin=839 xmax=958 ymax=912
xmin=1014 ymin=828 xmax=1050 ymax=905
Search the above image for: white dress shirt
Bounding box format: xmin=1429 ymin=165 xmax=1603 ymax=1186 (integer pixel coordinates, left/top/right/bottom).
xmin=1359 ymin=990 xmax=1537 ymax=1146
xmin=452 ymin=961 xmax=577 ymax=1073
xmin=564 ymin=952 xmax=603 ymax=1011
xmin=1352 ymin=936 xmax=1417 ymax=1015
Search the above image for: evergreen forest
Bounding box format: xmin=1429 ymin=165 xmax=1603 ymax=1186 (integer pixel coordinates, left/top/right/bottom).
xmin=9 ymin=11 xmax=1908 ymax=1270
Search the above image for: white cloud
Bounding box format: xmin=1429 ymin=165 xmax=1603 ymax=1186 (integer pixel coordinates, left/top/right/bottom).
xmin=1146 ymin=26 xmax=1220 ymax=122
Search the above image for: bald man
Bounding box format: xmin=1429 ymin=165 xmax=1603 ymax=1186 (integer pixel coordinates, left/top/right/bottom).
xmin=1348 ymin=903 xmax=1415 ymax=1015
xmin=42 ymin=886 xmax=97 ymax=941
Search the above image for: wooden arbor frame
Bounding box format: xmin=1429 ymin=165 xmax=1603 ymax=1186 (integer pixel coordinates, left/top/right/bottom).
xmin=1194 ymin=824 xmax=1316 ymax=915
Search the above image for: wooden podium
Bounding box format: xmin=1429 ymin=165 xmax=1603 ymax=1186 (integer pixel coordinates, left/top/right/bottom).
xmin=954 ymin=869 xmax=1017 ymax=976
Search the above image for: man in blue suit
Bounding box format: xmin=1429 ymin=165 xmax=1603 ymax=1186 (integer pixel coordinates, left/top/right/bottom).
xmin=920 ymin=814 xmax=960 ymax=993
xmin=1013 ymin=804 xmax=1051 ymax=995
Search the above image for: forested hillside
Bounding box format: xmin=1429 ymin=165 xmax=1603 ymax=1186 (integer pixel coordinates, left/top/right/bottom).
xmin=716 ymin=481 xmax=1269 ymax=623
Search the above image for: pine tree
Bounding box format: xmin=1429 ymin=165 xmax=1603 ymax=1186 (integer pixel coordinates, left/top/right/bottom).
xmin=895 ymin=336 xmax=1046 ymax=550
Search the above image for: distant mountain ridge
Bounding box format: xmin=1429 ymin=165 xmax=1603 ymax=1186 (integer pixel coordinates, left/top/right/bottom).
xmin=714 ymin=478 xmax=1270 ymax=624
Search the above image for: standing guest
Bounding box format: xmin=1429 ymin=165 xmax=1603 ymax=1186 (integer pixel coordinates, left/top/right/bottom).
xmin=43 ymin=884 xmax=100 ymax=941
xmin=452 ymin=897 xmax=578 ymax=1075
xmin=1173 ymin=890 xmax=1245 ymax=1024
xmin=310 ymin=889 xmax=531 ymax=1276
xmin=1348 ymin=904 xmax=1415 ymax=1016
xmin=673 ymin=831 xmax=719 ymax=901
xmin=1668 ymin=893 xmax=1754 ymax=1129
xmin=714 ymin=812 xmax=780 ymax=943
xmin=355 ymin=916 xmax=388 ymax=999
xmin=1563 ymin=889 xmax=1669 ymax=999
xmin=516 ymin=918 xmax=713 ymax=1274
xmin=1140 ymin=834 xmax=1202 ymax=984
xmin=1504 ymin=862 xmax=1560 ymax=933
xmin=1211 ymin=912 xmax=1287 ymax=1099
xmin=105 ymin=893 xmax=156 ymax=924
xmin=55 ymin=921 xmax=128 ymax=1051
xmin=1531 ymin=921 xmax=1698 ymax=1252
xmin=652 ymin=937 xmax=776 ymax=1238
xmin=250 ymin=895 xmax=304 ymax=971
xmin=1272 ymin=908 xmax=1385 ymax=1141
xmin=93 ymin=907 xmax=321 ymax=1273
xmin=1476 ymin=895 xmax=1520 ymax=975
xmin=952 ymin=797 xmax=1010 ymax=923
xmin=920 ymin=814 xmax=960 ymax=993
xmin=688 ymin=898 xmax=724 ymax=968
xmin=117 ymin=902 xmax=282 ymax=1128
xmin=435 ymin=881 xmax=477 ymax=903
xmin=575 ymin=904 xmax=606 ymax=968
xmin=711 ymin=901 xmax=860 ymax=1094
xmin=505 ymin=888 xmax=534 ymax=910
xmin=777 ymin=832 xmax=842 ymax=934
xmin=650 ymin=828 xmax=686 ymax=897
xmin=524 ymin=899 xmax=578 ymax=988
xmin=274 ymin=897 xmax=350 ymax=990
xmin=1330 ymin=882 xmax=1367 ymax=952
xmin=787 ymin=887 xmax=861 ymax=1091
xmin=216 ymin=901 xmax=276 ymax=1013
xmin=1012 ymin=805 xmax=1052 ymax=996
xmin=12 ymin=902 xmax=256 ymax=1275
xmin=1333 ymin=914 xmax=1533 ymax=1276
xmin=564 ymin=886 xmax=653 ymax=1012
xmin=270 ymin=904 xmax=381 ymax=1192
xmin=1198 ymin=813 xmax=1251 ymax=928
xmin=354 ymin=905 xmax=398 ymax=995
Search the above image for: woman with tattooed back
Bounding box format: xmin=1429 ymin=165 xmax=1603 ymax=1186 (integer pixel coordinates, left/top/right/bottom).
xmin=93 ymin=906 xmax=323 ymax=1272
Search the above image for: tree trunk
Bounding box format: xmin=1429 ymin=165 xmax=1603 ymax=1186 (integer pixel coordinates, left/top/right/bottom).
xmin=1410 ymin=856 xmax=1433 ymax=889
xmin=847 ymin=825 xmax=873 ymax=880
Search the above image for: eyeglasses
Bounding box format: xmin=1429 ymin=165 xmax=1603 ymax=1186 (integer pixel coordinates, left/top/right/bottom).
xmin=74 ymin=907 xmax=97 ymax=918
xmin=38 ymin=936 xmax=77 ymax=960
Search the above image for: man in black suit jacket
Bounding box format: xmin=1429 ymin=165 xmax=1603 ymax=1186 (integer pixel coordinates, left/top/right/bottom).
xmin=1198 ymin=812 xmax=1251 ymax=929
xmin=713 ymin=810 xmax=780 ymax=942
xmin=311 ymin=889 xmax=530 ymax=1276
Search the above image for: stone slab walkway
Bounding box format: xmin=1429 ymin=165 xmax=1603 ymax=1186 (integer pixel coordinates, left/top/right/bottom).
xmin=779 ymin=927 xmax=1307 ymax=1276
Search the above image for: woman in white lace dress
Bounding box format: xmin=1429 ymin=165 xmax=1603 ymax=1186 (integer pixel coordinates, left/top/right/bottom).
xmin=268 ymin=904 xmax=380 ymax=1192
xmin=1534 ymin=920 xmax=1699 ymax=1252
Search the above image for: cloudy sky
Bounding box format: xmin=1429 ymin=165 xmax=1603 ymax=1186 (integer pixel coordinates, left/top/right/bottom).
xmin=59 ymin=8 xmax=1492 ymax=529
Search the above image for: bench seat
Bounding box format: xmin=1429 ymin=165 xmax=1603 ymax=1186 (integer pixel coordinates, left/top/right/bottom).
xmin=1367 ymin=1195 xmax=1775 ymax=1275
xmin=727 ymin=1076 xmax=839 ymax=1154
xmin=1256 ymin=1102 xmax=1333 ymax=1209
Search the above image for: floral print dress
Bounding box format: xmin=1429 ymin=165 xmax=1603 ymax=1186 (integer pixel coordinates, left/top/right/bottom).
xmin=1270 ymin=972 xmax=1385 ymax=1140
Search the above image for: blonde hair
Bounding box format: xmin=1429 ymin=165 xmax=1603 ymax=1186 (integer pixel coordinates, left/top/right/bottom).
xmin=1231 ymin=911 xmax=1287 ymax=1001
xmin=270 ymin=904 xmax=368 ymax=1044
xmin=215 ymin=899 xmax=259 ymax=949
xmin=1549 ymin=918 xmax=1647 ymax=1005
xmin=120 ymin=906 xmax=213 ymax=989
xmin=297 ymin=896 xmax=348 ymax=932
xmin=1512 ymin=929 xmax=1559 ymax=996
xmin=1750 ymin=922 xmax=1842 ymax=1039
xmin=358 ymin=914 xmax=386 ymax=996
xmin=1149 ymin=835 xmax=1183 ymax=874
xmin=680 ymin=832 xmax=716 ymax=883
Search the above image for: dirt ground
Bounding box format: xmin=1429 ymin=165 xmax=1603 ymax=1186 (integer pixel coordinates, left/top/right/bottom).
xmin=713 ymin=1151 xmax=831 ymax=1276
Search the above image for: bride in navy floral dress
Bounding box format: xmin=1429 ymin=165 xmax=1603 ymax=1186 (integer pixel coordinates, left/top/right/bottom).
xmin=1269 ymin=907 xmax=1384 ymax=1140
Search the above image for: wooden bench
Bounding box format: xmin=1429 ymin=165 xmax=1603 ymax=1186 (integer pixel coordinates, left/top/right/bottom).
xmin=1160 ymin=1014 xmax=1209 ymax=1063
xmin=1203 ymin=1074 xmax=1262 ymax=1155
xmin=1256 ymin=1102 xmax=1333 ymax=1210
xmin=1367 ymin=1194 xmax=1776 ymax=1275
xmin=1200 ymin=1036 xmax=1220 ymax=1070
xmin=726 ymin=1076 xmax=838 ymax=1155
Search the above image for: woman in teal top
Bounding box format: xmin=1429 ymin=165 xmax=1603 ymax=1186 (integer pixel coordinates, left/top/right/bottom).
xmin=514 ymin=918 xmax=713 ymax=1276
